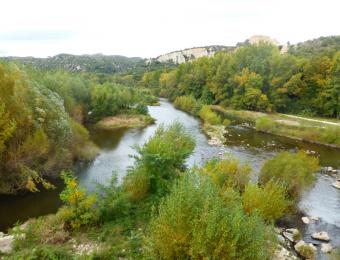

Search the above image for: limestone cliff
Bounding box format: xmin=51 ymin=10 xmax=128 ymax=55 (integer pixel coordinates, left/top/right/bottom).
xmin=154 ymin=45 xmax=231 ymax=64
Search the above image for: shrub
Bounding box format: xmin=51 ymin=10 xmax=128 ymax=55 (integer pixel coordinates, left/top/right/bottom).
xmin=135 ymin=103 xmax=149 ymax=115
xmin=7 ymin=245 xmax=72 ymax=260
xmin=199 ymin=157 xmax=251 ymax=192
xmin=260 ymin=151 xmax=319 ymax=199
xmin=129 ymin=123 xmax=195 ymax=197
xmin=242 ymin=180 xmax=291 ymax=222
xmin=320 ymin=126 xmax=340 ymax=145
xmin=58 ymin=171 xmax=98 ymax=229
xmin=255 ymin=117 xmax=276 ymax=132
xmin=147 ymin=173 xmax=273 ymax=260
xmin=199 ymin=105 xmax=221 ymax=125
xmin=173 ymin=95 xmax=198 ymax=115
xmin=223 ymin=118 xmax=231 ymax=126
xmin=123 ymin=166 xmax=150 ymax=202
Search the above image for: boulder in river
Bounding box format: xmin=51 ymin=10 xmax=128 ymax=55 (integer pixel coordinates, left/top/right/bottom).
xmin=332 ymin=180 xmax=340 ymax=189
xmin=0 ymin=234 xmax=14 ymax=254
xmin=283 ymin=228 xmax=300 ymax=243
xmin=321 ymin=243 xmax=333 ymax=254
xmin=274 ymin=245 xmax=298 ymax=260
xmin=294 ymin=240 xmax=316 ymax=259
xmin=301 ymin=216 xmax=310 ymax=224
xmin=311 ymin=231 xmax=330 ymax=242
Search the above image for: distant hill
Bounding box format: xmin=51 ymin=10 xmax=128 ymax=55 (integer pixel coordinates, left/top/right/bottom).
xmin=2 ymin=54 xmax=143 ymax=74
xmin=288 ymin=36 xmax=340 ymax=57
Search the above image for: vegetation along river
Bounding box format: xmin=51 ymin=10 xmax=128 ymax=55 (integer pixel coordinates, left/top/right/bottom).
xmin=0 ymin=99 xmax=339 ymax=255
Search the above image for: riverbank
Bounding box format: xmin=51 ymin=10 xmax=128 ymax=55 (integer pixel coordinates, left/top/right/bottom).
xmin=211 ymin=105 xmax=340 ymax=149
xmin=95 ymin=114 xmax=155 ymax=130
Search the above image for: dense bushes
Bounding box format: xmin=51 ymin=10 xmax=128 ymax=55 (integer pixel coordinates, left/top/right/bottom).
xmin=0 ymin=63 xmax=98 ymax=194
xmin=260 ymin=151 xmax=319 ymax=199
xmin=198 ymin=157 xmax=251 ymax=192
xmin=256 ymin=117 xmax=276 ymax=132
xmin=199 ymin=105 xmax=221 ymax=125
xmin=147 ymin=173 xmax=273 ymax=260
xmin=242 ymin=180 xmax=291 ymax=222
xmin=173 ymin=95 xmax=201 ymax=115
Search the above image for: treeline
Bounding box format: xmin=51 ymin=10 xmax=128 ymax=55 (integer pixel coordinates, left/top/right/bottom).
xmin=140 ymin=39 xmax=340 ymax=118
xmin=0 ymin=62 xmax=156 ymax=194
xmin=10 ymin=123 xmax=321 ymax=259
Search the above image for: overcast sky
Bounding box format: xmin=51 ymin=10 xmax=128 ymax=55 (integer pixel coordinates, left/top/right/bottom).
xmin=1 ymin=0 xmax=339 ymax=58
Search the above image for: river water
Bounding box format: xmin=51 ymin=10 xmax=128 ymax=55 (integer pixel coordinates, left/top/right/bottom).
xmin=0 ymin=99 xmax=339 ymax=257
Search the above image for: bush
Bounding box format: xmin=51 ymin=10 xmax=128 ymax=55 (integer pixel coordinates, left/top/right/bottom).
xmin=260 ymin=151 xmax=319 ymax=199
xmin=134 ymin=103 xmax=149 ymax=115
xmin=199 ymin=105 xmax=221 ymax=125
xmin=320 ymin=126 xmax=340 ymax=145
xmin=198 ymin=157 xmax=251 ymax=192
xmin=128 ymin=123 xmax=195 ymax=198
xmin=223 ymin=118 xmax=231 ymax=126
xmin=58 ymin=171 xmax=98 ymax=229
xmin=255 ymin=117 xmax=276 ymax=132
xmin=147 ymin=173 xmax=273 ymax=260
xmin=7 ymin=245 xmax=72 ymax=260
xmin=242 ymin=180 xmax=291 ymax=222
xmin=173 ymin=95 xmax=199 ymax=115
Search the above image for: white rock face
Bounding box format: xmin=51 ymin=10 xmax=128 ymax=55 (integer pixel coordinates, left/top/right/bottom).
xmin=311 ymin=231 xmax=330 ymax=241
xmin=156 ymin=46 xmax=228 ymax=64
xmin=332 ymin=180 xmax=340 ymax=189
xmin=321 ymin=243 xmax=333 ymax=253
xmin=0 ymin=235 xmax=15 ymax=254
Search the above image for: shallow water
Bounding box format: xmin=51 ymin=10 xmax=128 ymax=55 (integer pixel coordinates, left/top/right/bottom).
xmin=0 ymin=99 xmax=339 ymax=258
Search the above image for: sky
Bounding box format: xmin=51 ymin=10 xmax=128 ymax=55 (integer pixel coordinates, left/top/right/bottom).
xmin=1 ymin=0 xmax=339 ymax=58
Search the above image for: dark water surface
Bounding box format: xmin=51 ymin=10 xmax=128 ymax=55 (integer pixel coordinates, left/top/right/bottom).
xmin=0 ymin=99 xmax=339 ymax=257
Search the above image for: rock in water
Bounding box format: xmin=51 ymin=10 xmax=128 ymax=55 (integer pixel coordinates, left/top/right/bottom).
xmin=301 ymin=216 xmax=310 ymax=224
xmin=294 ymin=240 xmax=316 ymax=259
xmin=0 ymin=235 xmax=14 ymax=254
xmin=311 ymin=231 xmax=330 ymax=241
xmin=321 ymin=243 xmax=333 ymax=253
xmin=332 ymin=180 xmax=340 ymax=189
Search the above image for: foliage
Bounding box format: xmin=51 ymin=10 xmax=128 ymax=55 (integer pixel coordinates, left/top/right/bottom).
xmin=58 ymin=171 xmax=98 ymax=230
xmin=124 ymin=123 xmax=195 ymax=199
xmin=7 ymin=244 xmax=72 ymax=260
xmin=173 ymin=95 xmax=201 ymax=115
xmin=147 ymin=173 xmax=273 ymax=260
xmin=242 ymin=180 xmax=292 ymax=222
xmin=146 ymin=39 xmax=340 ymax=118
xmin=260 ymin=151 xmax=319 ymax=199
xmin=199 ymin=105 xmax=221 ymax=125
xmin=198 ymin=157 xmax=251 ymax=192
xmin=256 ymin=117 xmax=276 ymax=132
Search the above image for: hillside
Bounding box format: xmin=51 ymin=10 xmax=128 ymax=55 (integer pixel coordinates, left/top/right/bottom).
xmin=2 ymin=54 xmax=143 ymax=74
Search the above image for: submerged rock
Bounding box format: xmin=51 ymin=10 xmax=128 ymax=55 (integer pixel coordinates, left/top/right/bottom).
xmin=321 ymin=243 xmax=333 ymax=254
xmin=311 ymin=231 xmax=330 ymax=242
xmin=0 ymin=235 xmax=14 ymax=254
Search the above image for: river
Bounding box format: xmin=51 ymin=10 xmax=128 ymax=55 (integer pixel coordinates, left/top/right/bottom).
xmin=0 ymin=99 xmax=339 ymax=258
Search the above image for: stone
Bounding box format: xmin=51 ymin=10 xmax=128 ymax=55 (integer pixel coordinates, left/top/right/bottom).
xmin=310 ymin=216 xmax=319 ymax=222
xmin=332 ymin=181 xmax=340 ymax=189
xmin=0 ymin=235 xmax=15 ymax=254
xmin=321 ymin=243 xmax=333 ymax=253
xmin=274 ymin=245 xmax=298 ymax=260
xmin=277 ymin=234 xmax=287 ymax=245
xmin=283 ymin=229 xmax=300 ymax=243
xmin=311 ymin=231 xmax=330 ymax=242
xmin=294 ymin=240 xmax=316 ymax=258
xmin=301 ymin=217 xmax=310 ymax=224
xmin=0 ymin=232 xmax=4 ymax=238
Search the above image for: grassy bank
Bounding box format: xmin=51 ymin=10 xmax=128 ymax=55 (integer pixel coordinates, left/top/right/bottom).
xmin=211 ymin=105 xmax=340 ymax=148
xmin=95 ymin=114 xmax=155 ymax=130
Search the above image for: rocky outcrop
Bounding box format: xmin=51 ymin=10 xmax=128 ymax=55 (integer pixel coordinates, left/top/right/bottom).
xmin=155 ymin=46 xmax=230 ymax=64
xmin=311 ymin=231 xmax=330 ymax=242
